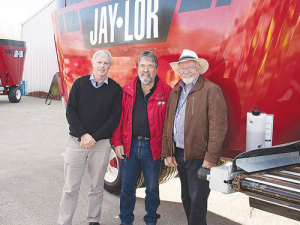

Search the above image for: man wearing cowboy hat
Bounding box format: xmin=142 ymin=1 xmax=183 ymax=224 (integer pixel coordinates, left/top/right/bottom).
xmin=162 ymin=49 xmax=227 ymax=225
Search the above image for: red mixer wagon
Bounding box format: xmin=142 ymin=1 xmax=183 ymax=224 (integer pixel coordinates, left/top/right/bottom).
xmin=0 ymin=39 xmax=26 ymax=103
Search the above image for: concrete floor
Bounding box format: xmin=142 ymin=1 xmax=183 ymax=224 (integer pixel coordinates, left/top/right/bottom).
xmin=0 ymin=96 xmax=299 ymax=225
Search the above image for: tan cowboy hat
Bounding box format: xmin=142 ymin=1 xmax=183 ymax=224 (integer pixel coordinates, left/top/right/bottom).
xmin=170 ymin=49 xmax=209 ymax=75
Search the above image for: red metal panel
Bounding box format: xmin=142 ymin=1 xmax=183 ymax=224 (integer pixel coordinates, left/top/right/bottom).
xmin=0 ymin=40 xmax=26 ymax=86
xmin=51 ymin=0 xmax=300 ymax=157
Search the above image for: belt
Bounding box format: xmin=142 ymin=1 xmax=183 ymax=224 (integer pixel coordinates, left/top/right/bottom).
xmin=133 ymin=135 xmax=150 ymax=141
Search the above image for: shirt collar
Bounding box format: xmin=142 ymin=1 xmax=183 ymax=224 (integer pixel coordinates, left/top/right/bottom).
xmin=90 ymin=74 xmax=108 ymax=88
xmin=179 ymin=76 xmax=199 ymax=89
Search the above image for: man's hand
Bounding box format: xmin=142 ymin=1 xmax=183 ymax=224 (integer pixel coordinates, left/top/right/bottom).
xmin=115 ymin=145 xmax=125 ymax=159
xmin=80 ymin=133 xmax=96 ymax=149
xmin=165 ymin=156 xmax=178 ymax=167
xmin=202 ymin=159 xmax=215 ymax=169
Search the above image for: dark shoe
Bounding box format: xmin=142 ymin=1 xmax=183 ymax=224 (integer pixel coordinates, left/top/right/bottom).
xmin=89 ymin=223 xmax=100 ymax=225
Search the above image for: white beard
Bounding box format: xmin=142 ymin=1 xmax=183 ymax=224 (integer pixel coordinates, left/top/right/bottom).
xmin=182 ymin=76 xmax=194 ymax=85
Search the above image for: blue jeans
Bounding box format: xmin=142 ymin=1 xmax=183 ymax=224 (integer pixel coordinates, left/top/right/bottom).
xmin=175 ymin=148 xmax=210 ymax=225
xmin=120 ymin=138 xmax=161 ymax=224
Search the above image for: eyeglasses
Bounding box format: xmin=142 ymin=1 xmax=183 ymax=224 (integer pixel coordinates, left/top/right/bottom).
xmin=139 ymin=64 xmax=155 ymax=70
xmin=179 ymin=65 xmax=199 ymax=72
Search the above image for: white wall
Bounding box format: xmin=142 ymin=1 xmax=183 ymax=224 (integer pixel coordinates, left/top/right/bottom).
xmin=22 ymin=0 xmax=59 ymax=94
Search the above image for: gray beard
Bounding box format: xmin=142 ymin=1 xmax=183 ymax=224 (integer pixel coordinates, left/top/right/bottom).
xmin=182 ymin=77 xmax=194 ymax=85
xmin=139 ymin=74 xmax=152 ymax=85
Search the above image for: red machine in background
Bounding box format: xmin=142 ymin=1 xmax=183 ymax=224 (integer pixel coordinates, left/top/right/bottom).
xmin=51 ymin=0 xmax=300 ymax=220
xmin=52 ymin=0 xmax=300 ymax=157
xmin=0 ymin=39 xmax=26 ymax=103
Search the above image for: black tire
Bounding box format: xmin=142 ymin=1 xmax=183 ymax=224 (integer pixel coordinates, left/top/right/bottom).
xmin=104 ymin=151 xmax=178 ymax=194
xmin=103 ymin=147 xmax=146 ymax=193
xmin=136 ymin=160 xmax=178 ymax=188
xmin=217 ymin=157 xmax=232 ymax=166
xmin=136 ymin=172 xmax=145 ymax=188
xmin=8 ymin=86 xmax=22 ymax=103
xmin=104 ymin=147 xmax=122 ymax=195
xmin=158 ymin=160 xmax=178 ymax=184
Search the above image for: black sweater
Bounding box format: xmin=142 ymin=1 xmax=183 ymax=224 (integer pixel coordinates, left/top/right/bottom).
xmin=66 ymin=75 xmax=122 ymax=141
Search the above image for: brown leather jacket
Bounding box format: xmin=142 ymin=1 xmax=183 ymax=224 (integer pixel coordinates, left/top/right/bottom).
xmin=161 ymin=76 xmax=228 ymax=164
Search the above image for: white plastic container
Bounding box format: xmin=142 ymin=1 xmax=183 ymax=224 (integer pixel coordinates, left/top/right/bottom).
xmin=246 ymin=109 xmax=267 ymax=151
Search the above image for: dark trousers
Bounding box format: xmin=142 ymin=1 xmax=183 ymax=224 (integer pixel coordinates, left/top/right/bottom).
xmin=175 ymin=148 xmax=210 ymax=225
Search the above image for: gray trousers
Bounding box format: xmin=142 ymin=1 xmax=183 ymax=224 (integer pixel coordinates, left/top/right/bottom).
xmin=57 ymin=136 xmax=111 ymax=225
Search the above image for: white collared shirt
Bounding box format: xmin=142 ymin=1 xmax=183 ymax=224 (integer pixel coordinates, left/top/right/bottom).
xmin=89 ymin=74 xmax=108 ymax=88
xmin=173 ymin=77 xmax=199 ymax=149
